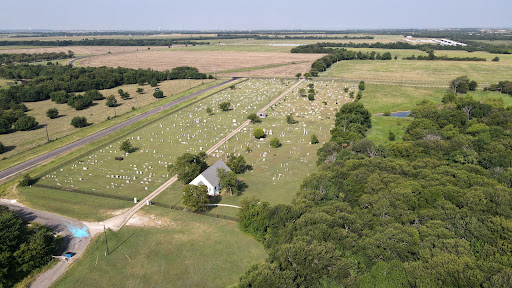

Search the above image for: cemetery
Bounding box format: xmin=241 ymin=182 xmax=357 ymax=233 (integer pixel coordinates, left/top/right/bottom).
xmin=152 ymin=80 xmax=358 ymax=216
xmin=35 ymin=79 xmax=296 ymax=203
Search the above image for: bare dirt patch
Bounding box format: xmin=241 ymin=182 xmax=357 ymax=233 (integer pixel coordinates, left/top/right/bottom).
xmin=79 ymin=51 xmax=324 ymax=73
xmin=126 ymin=211 xmax=178 ymax=228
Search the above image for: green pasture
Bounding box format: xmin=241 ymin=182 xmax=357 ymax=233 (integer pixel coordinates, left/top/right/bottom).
xmin=52 ymin=207 xmax=266 ymax=288
xmin=367 ymin=117 xmax=413 ymax=145
xmin=321 ymin=50 xmax=512 ymax=83
xmin=34 ymin=79 xmax=293 ymax=201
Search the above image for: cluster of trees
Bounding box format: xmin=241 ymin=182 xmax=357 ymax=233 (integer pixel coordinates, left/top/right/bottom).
xmin=0 ymin=102 xmax=38 ymax=134
xmin=306 ymin=83 xmax=316 ymax=100
xmin=403 ymin=50 xmax=486 ymax=61
xmin=0 ymin=206 xmax=62 ymax=288
xmin=485 ymin=80 xmax=512 ymax=95
xmin=0 ymin=39 xmax=208 ymax=47
xmin=0 ymin=51 xmax=74 ymax=65
xmin=237 ymin=96 xmax=512 ymax=287
xmin=450 ymin=76 xmax=478 ymax=94
xmin=304 ymin=48 xmax=392 ymax=76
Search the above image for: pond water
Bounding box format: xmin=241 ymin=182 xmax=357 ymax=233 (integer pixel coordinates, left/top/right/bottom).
xmin=376 ymin=111 xmax=411 ymax=118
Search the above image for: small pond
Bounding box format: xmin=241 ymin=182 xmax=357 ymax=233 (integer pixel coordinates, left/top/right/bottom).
xmin=375 ymin=111 xmax=411 ymax=118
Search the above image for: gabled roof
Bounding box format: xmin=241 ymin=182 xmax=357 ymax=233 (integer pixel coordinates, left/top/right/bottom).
xmin=197 ymin=160 xmax=232 ymax=188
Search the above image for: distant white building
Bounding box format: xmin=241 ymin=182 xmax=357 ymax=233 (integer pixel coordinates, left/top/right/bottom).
xmin=189 ymin=160 xmax=232 ymax=196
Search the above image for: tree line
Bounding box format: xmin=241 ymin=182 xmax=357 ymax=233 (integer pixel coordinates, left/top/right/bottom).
xmin=485 ymin=80 xmax=512 ymax=95
xmin=403 ymin=50 xmax=486 ymax=61
xmin=0 ymin=39 xmax=209 ymax=47
xmin=0 ymin=51 xmax=74 ymax=65
xmin=237 ymin=89 xmax=512 ymax=287
xmin=0 ymin=206 xmax=63 ymax=288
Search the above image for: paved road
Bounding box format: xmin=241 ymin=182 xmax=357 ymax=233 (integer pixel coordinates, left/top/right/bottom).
xmin=0 ymin=199 xmax=90 ymax=288
xmin=0 ymin=78 xmax=238 ymax=182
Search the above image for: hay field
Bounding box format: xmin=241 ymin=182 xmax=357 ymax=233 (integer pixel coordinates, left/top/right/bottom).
xmin=1 ymin=79 xmax=211 ymax=159
xmin=78 ymin=50 xmax=324 ymax=73
xmin=0 ymin=46 xmax=165 ymax=56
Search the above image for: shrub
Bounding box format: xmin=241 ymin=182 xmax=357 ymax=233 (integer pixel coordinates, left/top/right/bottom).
xmin=308 ymin=94 xmax=315 ymax=101
xmin=359 ymin=81 xmax=365 ymax=90
xmin=14 ymin=116 xmax=38 ymax=131
xmin=206 ymin=107 xmax=213 ymax=115
xmin=356 ymin=91 xmax=363 ymax=101
xmin=219 ymin=102 xmax=231 ymax=111
xmin=84 ymin=90 xmax=104 ymax=100
xmin=67 ymin=94 xmax=92 ymax=110
xmin=71 ymin=116 xmax=88 ymax=128
xmin=150 ymin=79 xmax=158 ymax=87
xmin=153 ymin=90 xmax=164 ymax=98
xmin=248 ymin=113 xmax=261 ymax=123
xmin=270 ymin=138 xmax=282 ymax=148
xmin=46 ymin=108 xmax=59 ymax=119
xmin=344 ymin=87 xmax=349 ymax=93
xmin=311 ymin=134 xmax=319 ymax=144
xmin=253 ymin=128 xmax=265 ymax=139
xmin=115 ymin=157 xmax=124 ymax=161
xmin=120 ymin=91 xmax=130 ymax=100
xmin=136 ymin=88 xmax=144 ymax=94
xmin=0 ymin=141 xmax=4 ymax=154
xmin=120 ymin=140 xmax=133 ymax=153
xmin=388 ymin=131 xmax=396 ymax=141
xmin=230 ymin=85 xmax=236 ymax=90
xmin=383 ymin=111 xmax=391 ymax=116
xmin=286 ymin=114 xmax=297 ymax=124
xmin=492 ymin=57 xmax=500 ymax=62
xmin=19 ymin=174 xmax=33 ymax=186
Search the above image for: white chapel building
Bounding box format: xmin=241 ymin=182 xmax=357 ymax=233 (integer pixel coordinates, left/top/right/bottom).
xmin=189 ymin=160 xmax=232 ymax=196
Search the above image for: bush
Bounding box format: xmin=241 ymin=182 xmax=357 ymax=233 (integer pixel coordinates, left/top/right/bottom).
xmin=115 ymin=156 xmax=124 ymax=161
xmin=14 ymin=116 xmax=38 ymax=131
xmin=308 ymin=94 xmax=315 ymax=101
xmin=136 ymin=88 xmax=144 ymax=94
xmin=219 ymin=102 xmax=231 ymax=111
xmin=388 ymin=131 xmax=396 ymax=141
xmin=19 ymin=174 xmax=33 ymax=186
xmin=356 ymin=91 xmax=363 ymax=101
xmin=153 ymin=90 xmax=164 ymax=98
xmin=286 ymin=114 xmax=297 ymax=124
xmin=67 ymin=94 xmax=92 ymax=110
xmin=270 ymin=138 xmax=282 ymax=148
xmin=150 ymin=79 xmax=158 ymax=87
xmin=120 ymin=140 xmax=133 ymax=153
xmin=383 ymin=111 xmax=391 ymax=116
xmin=105 ymin=95 xmax=117 ymax=107
xmin=206 ymin=107 xmax=213 ymax=115
xmin=71 ymin=116 xmax=88 ymax=128
xmin=311 ymin=134 xmax=319 ymax=144
xmin=247 ymin=113 xmax=261 ymax=123
xmin=46 ymin=108 xmax=59 ymax=119
xmin=492 ymin=57 xmax=500 ymax=62
xmin=359 ymin=81 xmax=365 ymax=90
xmin=0 ymin=141 xmax=4 ymax=154
xmin=253 ymin=128 xmax=265 ymax=139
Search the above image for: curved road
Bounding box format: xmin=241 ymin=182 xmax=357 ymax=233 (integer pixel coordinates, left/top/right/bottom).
xmin=0 ymin=199 xmax=90 ymax=288
xmin=0 ymin=78 xmax=238 ymax=182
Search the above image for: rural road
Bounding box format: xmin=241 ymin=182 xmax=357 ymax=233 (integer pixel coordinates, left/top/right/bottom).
xmin=0 ymin=78 xmax=239 ymax=182
xmin=0 ymin=199 xmax=91 ymax=288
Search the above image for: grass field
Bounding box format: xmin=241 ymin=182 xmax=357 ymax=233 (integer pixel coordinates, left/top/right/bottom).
xmin=153 ymin=80 xmax=355 ymax=215
xmin=34 ymin=79 xmax=292 ymax=203
xmin=0 ymin=79 xmax=213 ymax=160
xmin=367 ymin=117 xmax=413 ymax=145
xmin=52 ymin=207 xmax=266 ymax=288
xmin=0 ymin=78 xmax=15 ymax=88
xmin=321 ymin=49 xmax=512 ymax=84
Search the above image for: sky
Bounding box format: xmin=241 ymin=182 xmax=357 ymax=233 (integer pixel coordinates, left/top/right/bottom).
xmin=1 ymin=0 xmax=511 ymax=31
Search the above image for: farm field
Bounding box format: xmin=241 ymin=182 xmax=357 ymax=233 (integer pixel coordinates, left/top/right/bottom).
xmin=0 ymin=79 xmax=214 ymax=159
xmin=52 ymin=207 xmax=266 ymax=288
xmin=0 ymin=46 xmax=166 ymax=56
xmin=153 ymin=79 xmax=356 ymax=215
xmin=321 ymin=50 xmax=512 ymax=83
xmin=78 ymin=50 xmax=324 ymax=73
xmin=33 ymin=79 xmax=293 ymax=208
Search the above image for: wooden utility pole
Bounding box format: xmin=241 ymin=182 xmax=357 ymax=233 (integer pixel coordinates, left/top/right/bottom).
xmin=104 ymin=225 xmax=109 ymax=256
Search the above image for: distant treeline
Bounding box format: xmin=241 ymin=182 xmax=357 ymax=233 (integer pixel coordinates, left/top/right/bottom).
xmin=307 ymin=48 xmax=392 ymax=76
xmin=0 ymin=65 xmax=207 ymax=134
xmin=0 ymin=39 xmax=209 ymax=47
xmin=403 ymin=50 xmax=486 ymax=61
xmin=485 ymin=80 xmax=512 ymax=95
xmin=292 ymin=42 xmax=512 ymax=54
xmin=0 ymin=51 xmax=74 ymax=65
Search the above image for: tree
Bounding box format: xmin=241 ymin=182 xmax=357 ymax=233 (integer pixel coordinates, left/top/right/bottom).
xmin=304 ymin=72 xmax=312 ymax=79
xmin=311 ymin=134 xmax=319 ymax=144
xmin=105 ymin=95 xmax=117 ymax=107
xmin=120 ymin=140 xmax=133 ymax=153
xmin=492 ymin=57 xmax=500 ymax=62
xmin=206 ymin=107 xmax=213 ymax=116
xmin=308 ymin=94 xmax=315 ymax=101
xmin=219 ymin=101 xmax=231 ymax=111
xmin=67 ymin=94 xmax=92 ymax=110
xmin=0 ymin=119 xmax=10 ymax=134
xmin=117 ymin=89 xmax=125 ymax=97
xmin=120 ymin=91 xmax=130 ymax=100
xmin=388 ymin=131 xmax=396 ymax=141
xmin=183 ymin=184 xmax=209 ymax=212
xmin=450 ymin=76 xmax=471 ymax=94
xmin=295 ymin=73 xmax=302 ymax=78
xmin=469 ymin=80 xmax=478 ymax=91
xmin=359 ymin=81 xmax=365 ymax=90
xmin=247 ymin=113 xmax=261 ymax=123
xmin=253 ymin=128 xmax=265 ymax=139
xmin=150 ymin=79 xmax=158 ymax=87
xmin=270 ymin=138 xmax=281 ymax=148
xmin=230 ymin=85 xmax=236 ymax=90
xmin=218 ymin=169 xmax=240 ymax=196
xmin=153 ymin=90 xmax=164 ymax=98
xmin=136 ymin=88 xmax=144 ymax=94
xmin=14 ymin=116 xmax=38 ymax=131
xmin=71 ymin=116 xmax=88 ymax=128
xmin=84 ymin=90 xmax=104 ymax=100
xmin=286 ymin=114 xmax=297 ymax=124
xmin=226 ymin=154 xmax=248 ymax=174
xmin=0 ymin=141 xmax=4 ymax=154
xmin=46 ymin=108 xmax=59 ymax=119
xmin=168 ymin=152 xmax=208 ymax=183
xmin=356 ymin=91 xmax=363 ymax=101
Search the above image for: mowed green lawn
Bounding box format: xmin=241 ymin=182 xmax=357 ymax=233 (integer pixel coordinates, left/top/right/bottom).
xmin=52 ymin=207 xmax=266 ymax=288
xmin=367 ymin=117 xmax=413 ymax=145
xmin=321 ymin=49 xmax=512 ymax=84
